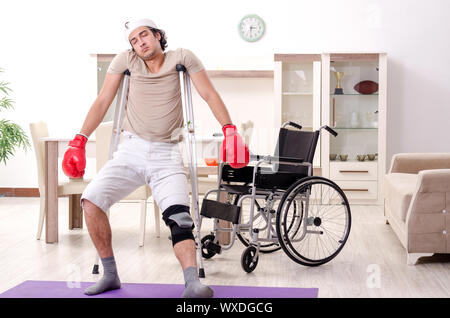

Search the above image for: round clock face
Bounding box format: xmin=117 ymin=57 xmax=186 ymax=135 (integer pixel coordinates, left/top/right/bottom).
xmin=238 ymin=14 xmax=265 ymax=42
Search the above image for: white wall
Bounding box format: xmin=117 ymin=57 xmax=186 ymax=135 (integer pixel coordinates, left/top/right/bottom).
xmin=1 ymin=0 xmax=449 ymax=187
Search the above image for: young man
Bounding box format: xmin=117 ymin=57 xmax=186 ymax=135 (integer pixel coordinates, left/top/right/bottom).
xmin=62 ymin=19 xmax=249 ymax=298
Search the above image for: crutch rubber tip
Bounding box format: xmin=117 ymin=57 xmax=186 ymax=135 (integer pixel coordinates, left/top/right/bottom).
xmin=198 ymin=268 xmax=205 ymax=278
xmin=92 ymin=264 xmax=99 ymax=274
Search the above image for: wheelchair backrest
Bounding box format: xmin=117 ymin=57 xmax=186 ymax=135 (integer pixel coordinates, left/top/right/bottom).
xmin=220 ymin=127 xmax=320 ymax=184
xmin=274 ymin=128 xmax=320 ymax=174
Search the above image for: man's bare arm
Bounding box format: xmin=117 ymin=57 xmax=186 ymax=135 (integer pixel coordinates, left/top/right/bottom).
xmin=190 ymin=70 xmax=232 ymax=127
xmin=79 ymin=72 xmax=124 ymax=137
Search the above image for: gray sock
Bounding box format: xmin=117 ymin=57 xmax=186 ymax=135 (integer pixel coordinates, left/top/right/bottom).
xmin=84 ymin=256 xmax=121 ymax=295
xmin=182 ymin=266 xmax=213 ymax=298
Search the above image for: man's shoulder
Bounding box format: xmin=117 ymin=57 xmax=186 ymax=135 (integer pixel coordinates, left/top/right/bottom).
xmin=108 ymin=49 xmax=133 ymax=74
xmin=166 ymin=48 xmax=197 ymax=58
xmin=111 ymin=49 xmax=133 ymax=65
xmin=167 ymin=47 xmax=190 ymax=53
xmin=168 ymin=48 xmax=203 ymax=73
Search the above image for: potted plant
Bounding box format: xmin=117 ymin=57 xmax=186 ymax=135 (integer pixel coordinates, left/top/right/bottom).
xmin=0 ymin=68 xmax=30 ymax=164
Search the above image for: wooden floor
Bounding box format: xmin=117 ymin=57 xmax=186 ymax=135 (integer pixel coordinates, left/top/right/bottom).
xmin=0 ymin=197 xmax=449 ymax=298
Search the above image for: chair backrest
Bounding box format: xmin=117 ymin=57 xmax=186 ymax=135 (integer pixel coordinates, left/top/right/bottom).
xmin=239 ymin=120 xmax=254 ymax=146
xmin=273 ymin=128 xmax=320 ymax=174
xmin=95 ymin=121 xmax=115 ymax=172
xmin=29 ymin=121 xmax=49 ymax=193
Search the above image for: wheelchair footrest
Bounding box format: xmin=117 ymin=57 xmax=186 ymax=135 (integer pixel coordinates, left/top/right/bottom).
xmin=200 ymin=199 xmax=241 ymax=224
xmin=205 ymin=241 xmax=222 ymax=254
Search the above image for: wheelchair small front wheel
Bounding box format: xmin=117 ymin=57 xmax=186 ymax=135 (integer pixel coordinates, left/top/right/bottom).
xmin=241 ymin=246 xmax=259 ymax=273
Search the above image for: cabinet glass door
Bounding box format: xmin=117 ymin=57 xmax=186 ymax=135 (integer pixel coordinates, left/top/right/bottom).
xmin=280 ymin=61 xmax=321 ymax=133
xmin=329 ymin=59 xmax=379 ymax=161
xmin=281 ymin=62 xmax=316 ymax=130
xmin=97 ymin=55 xmax=116 ymax=122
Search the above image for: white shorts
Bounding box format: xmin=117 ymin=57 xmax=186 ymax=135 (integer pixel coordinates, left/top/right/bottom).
xmin=81 ymin=131 xmax=190 ymax=214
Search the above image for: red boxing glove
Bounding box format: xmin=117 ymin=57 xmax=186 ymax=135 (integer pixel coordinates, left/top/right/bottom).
xmin=62 ymin=134 xmax=87 ymax=178
xmin=220 ymin=124 xmax=249 ymax=169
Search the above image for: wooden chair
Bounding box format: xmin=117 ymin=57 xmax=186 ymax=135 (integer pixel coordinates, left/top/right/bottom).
xmin=30 ymin=121 xmax=91 ymax=240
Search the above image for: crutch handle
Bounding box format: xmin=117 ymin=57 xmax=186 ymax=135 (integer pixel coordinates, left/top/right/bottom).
xmin=124 ymin=69 xmax=131 ymax=76
xmin=176 ymin=64 xmax=187 ymax=72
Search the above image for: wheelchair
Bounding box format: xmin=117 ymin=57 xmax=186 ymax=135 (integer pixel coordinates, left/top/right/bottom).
xmin=199 ymin=121 xmax=352 ymax=273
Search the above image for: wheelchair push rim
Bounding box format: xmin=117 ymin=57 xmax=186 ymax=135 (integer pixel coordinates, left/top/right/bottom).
xmin=276 ymin=176 xmax=351 ymax=266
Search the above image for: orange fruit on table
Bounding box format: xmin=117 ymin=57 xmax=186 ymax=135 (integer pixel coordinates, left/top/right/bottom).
xmin=204 ymin=158 xmax=218 ymax=166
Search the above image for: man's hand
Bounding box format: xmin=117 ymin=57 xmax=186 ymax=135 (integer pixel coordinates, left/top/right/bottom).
xmin=62 ymin=134 xmax=87 ymax=178
xmin=220 ymin=124 xmax=249 ymax=169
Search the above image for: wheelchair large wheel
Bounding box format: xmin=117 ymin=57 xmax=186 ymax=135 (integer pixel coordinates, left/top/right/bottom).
xmin=233 ymin=194 xmax=281 ymax=254
xmin=276 ymin=176 xmax=351 ymax=266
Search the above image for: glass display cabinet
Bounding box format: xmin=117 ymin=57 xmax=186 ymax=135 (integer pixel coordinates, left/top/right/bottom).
xmin=321 ymin=53 xmax=387 ymax=205
xmin=274 ymin=54 xmax=322 ymax=169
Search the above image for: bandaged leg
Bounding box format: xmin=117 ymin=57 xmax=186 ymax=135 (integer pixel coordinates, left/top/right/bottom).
xmin=162 ymin=205 xmax=213 ymax=298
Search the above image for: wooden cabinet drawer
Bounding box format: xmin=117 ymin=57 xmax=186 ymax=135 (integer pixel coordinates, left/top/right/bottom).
xmin=333 ymin=180 xmax=378 ymax=200
xmin=330 ymin=161 xmax=378 ymax=181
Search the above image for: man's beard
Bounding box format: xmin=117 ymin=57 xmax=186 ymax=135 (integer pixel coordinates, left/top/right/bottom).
xmin=136 ymin=48 xmax=154 ymax=61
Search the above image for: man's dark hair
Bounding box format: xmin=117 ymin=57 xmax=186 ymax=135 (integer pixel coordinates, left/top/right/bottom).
xmin=148 ymin=27 xmax=168 ymax=51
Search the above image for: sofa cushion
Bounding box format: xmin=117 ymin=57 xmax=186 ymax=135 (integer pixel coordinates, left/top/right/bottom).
xmin=384 ymin=173 xmax=418 ymax=222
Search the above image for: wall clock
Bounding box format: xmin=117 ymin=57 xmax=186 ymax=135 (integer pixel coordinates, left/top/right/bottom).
xmin=238 ymin=14 xmax=265 ymax=42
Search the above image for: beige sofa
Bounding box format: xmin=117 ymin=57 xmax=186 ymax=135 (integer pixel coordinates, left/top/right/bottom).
xmin=383 ymin=153 xmax=450 ymax=265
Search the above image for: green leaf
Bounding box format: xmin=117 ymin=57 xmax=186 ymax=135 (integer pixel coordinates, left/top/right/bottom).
xmin=0 ymin=96 xmax=14 ymax=111
xmin=0 ymin=119 xmax=31 ymax=165
xmin=0 ymin=67 xmax=30 ymax=165
xmin=0 ymin=82 xmax=12 ymax=95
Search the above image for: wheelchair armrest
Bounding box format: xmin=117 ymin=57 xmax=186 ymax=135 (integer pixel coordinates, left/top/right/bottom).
xmin=251 ymin=154 xmax=305 ymax=165
xmin=275 ymin=156 xmax=305 ymax=164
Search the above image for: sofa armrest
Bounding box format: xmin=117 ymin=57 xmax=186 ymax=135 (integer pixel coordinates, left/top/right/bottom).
xmin=415 ymin=169 xmax=450 ymax=193
xmin=405 ymin=169 xmax=450 ymax=253
xmin=389 ymin=153 xmax=450 ymax=174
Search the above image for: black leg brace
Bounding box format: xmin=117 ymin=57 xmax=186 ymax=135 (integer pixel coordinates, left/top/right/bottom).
xmin=162 ymin=205 xmax=194 ymax=246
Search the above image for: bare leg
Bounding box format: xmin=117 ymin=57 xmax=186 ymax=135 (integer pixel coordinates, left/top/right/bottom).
xmin=173 ymin=239 xmax=197 ymax=270
xmin=83 ymin=199 xmax=114 ymax=258
xmin=83 ymin=199 xmax=120 ymax=295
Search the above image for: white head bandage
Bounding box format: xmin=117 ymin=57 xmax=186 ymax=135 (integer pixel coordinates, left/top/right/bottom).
xmin=124 ymin=18 xmax=158 ymax=42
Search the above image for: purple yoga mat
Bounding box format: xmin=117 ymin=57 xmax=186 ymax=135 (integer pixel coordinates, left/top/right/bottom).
xmin=0 ymin=280 xmax=318 ymax=298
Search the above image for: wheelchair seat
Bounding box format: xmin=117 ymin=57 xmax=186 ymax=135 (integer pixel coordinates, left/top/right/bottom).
xmin=220 ymin=167 xmax=309 ymax=193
